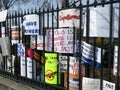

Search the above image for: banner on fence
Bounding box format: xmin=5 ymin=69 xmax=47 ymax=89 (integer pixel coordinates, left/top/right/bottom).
xmin=59 ymin=55 xmax=68 ymax=72
xmin=23 ymin=14 xmax=39 ymax=35
xmin=0 ymin=10 xmax=7 ymax=22
xmin=20 ymin=57 xmax=26 ymax=77
xmin=113 ymin=46 xmax=120 ymax=76
xmin=82 ymin=77 xmax=115 ymax=90
xmin=83 ymin=6 xmax=119 ymax=37
xmin=59 ymin=8 xmax=80 ymax=28
xmin=81 ymin=41 xmax=104 ymax=68
xmin=45 ymin=53 xmax=60 ymax=84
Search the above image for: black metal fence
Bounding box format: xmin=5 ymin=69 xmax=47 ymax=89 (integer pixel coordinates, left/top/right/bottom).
xmin=0 ymin=0 xmax=119 ymax=90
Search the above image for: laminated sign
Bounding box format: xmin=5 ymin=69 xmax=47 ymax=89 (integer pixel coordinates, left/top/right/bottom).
xmin=81 ymin=41 xmax=105 ymax=68
xmin=45 ymin=53 xmax=60 ymax=84
xmin=59 ymin=8 xmax=80 ymax=28
xmin=82 ymin=77 xmax=115 ymax=90
xmin=83 ymin=6 xmax=119 ymax=37
xmin=23 ymin=14 xmax=39 ymax=35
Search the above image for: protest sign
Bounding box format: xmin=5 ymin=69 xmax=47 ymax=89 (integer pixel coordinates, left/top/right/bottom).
xmin=54 ymin=28 xmax=75 ymax=53
xmin=27 ymin=57 xmax=36 ymax=79
xmin=81 ymin=41 xmax=104 ymax=68
xmin=83 ymin=6 xmax=119 ymax=37
xmin=59 ymin=8 xmax=80 ymax=28
xmin=113 ymin=46 xmax=120 ymax=76
xmin=17 ymin=43 xmax=25 ymax=57
xmin=20 ymin=57 xmax=26 ymax=77
xmin=45 ymin=53 xmax=60 ymax=84
xmin=23 ymin=14 xmax=39 ymax=35
xmin=82 ymin=77 xmax=115 ymax=90
xmin=64 ymin=56 xmax=85 ymax=90
xmin=59 ymin=55 xmax=68 ymax=72
xmin=31 ymin=35 xmax=44 ymax=50
xmin=0 ymin=10 xmax=7 ymax=22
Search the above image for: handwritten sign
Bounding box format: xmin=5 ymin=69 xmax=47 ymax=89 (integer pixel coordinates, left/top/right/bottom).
xmin=0 ymin=10 xmax=7 ymax=22
xmin=23 ymin=14 xmax=39 ymax=35
xmin=59 ymin=8 xmax=80 ymax=28
xmin=82 ymin=77 xmax=115 ymax=90
xmin=59 ymin=56 xmax=68 ymax=72
xmin=81 ymin=41 xmax=104 ymax=68
xmin=45 ymin=53 xmax=60 ymax=84
xmin=113 ymin=46 xmax=120 ymax=76
xmin=83 ymin=6 xmax=119 ymax=37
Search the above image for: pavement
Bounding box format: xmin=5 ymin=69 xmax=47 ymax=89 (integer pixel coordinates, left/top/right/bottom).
xmin=0 ymin=76 xmax=37 ymax=90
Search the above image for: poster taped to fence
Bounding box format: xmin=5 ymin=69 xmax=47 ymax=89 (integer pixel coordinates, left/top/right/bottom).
xmin=83 ymin=6 xmax=119 ymax=37
xmin=23 ymin=14 xmax=39 ymax=35
xmin=0 ymin=10 xmax=7 ymax=22
xmin=54 ymin=28 xmax=74 ymax=53
xmin=20 ymin=57 xmax=26 ymax=77
xmin=59 ymin=8 xmax=80 ymax=28
xmin=113 ymin=46 xmax=120 ymax=76
xmin=81 ymin=41 xmax=104 ymax=68
xmin=45 ymin=53 xmax=60 ymax=84
xmin=82 ymin=77 xmax=115 ymax=90
xmin=59 ymin=55 xmax=68 ymax=72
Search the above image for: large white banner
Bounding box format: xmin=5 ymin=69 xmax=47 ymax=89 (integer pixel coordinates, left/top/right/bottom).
xmin=23 ymin=14 xmax=39 ymax=35
xmin=83 ymin=6 xmax=119 ymax=37
xmin=59 ymin=8 xmax=80 ymax=28
xmin=0 ymin=10 xmax=7 ymax=22
xmin=82 ymin=77 xmax=115 ymax=90
xmin=81 ymin=41 xmax=104 ymax=68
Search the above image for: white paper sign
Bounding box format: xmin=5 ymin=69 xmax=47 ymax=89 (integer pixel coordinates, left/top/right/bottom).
xmin=54 ymin=28 xmax=74 ymax=53
xmin=81 ymin=41 xmax=104 ymax=68
xmin=31 ymin=35 xmax=44 ymax=50
xmin=59 ymin=8 xmax=80 ymax=28
xmin=59 ymin=56 xmax=68 ymax=72
xmin=23 ymin=14 xmax=39 ymax=35
xmin=113 ymin=46 xmax=120 ymax=76
xmin=83 ymin=6 xmax=119 ymax=37
xmin=20 ymin=57 xmax=26 ymax=77
xmin=83 ymin=77 xmax=115 ymax=90
xmin=0 ymin=10 xmax=7 ymax=22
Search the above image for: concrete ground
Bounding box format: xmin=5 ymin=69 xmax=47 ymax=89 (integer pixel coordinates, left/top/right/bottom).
xmin=0 ymin=76 xmax=37 ymax=90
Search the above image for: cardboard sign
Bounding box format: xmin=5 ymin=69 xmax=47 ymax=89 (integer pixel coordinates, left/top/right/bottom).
xmin=45 ymin=53 xmax=60 ymax=84
xmin=59 ymin=8 xmax=80 ymax=28
xmin=82 ymin=77 xmax=115 ymax=90
xmin=81 ymin=41 xmax=104 ymax=68
xmin=23 ymin=14 xmax=39 ymax=35
xmin=83 ymin=6 xmax=119 ymax=37
xmin=0 ymin=10 xmax=7 ymax=22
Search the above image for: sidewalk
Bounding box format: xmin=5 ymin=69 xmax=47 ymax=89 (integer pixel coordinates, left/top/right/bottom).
xmin=0 ymin=76 xmax=37 ymax=90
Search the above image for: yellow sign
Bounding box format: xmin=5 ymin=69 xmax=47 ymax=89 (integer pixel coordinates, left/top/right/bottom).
xmin=45 ymin=53 xmax=60 ymax=84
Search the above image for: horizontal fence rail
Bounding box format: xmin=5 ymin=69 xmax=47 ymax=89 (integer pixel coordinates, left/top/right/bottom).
xmin=0 ymin=0 xmax=119 ymax=90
